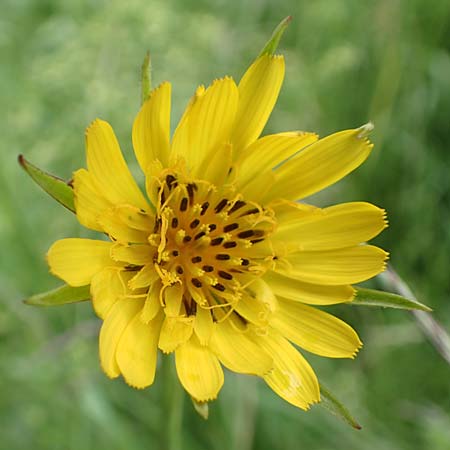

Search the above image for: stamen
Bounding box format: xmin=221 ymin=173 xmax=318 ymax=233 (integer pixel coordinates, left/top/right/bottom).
xmin=223 ymin=241 xmax=237 ymax=249
xmin=183 ymin=235 xmax=192 ymax=243
xmin=194 ymin=231 xmax=206 ymax=240
xmin=191 ymin=278 xmax=202 ymax=288
xmin=191 ymin=256 xmax=202 ymax=263
xmin=203 ymin=265 xmax=214 ymax=272
xmin=171 ymin=217 xmax=178 ymax=228
xmin=223 ymin=223 xmax=239 ymax=232
xmin=229 ymin=200 xmax=246 ymax=214
xmin=176 ymin=266 xmax=184 ymax=274
xmin=208 ymin=224 xmax=217 ymax=231
xmin=166 ymin=174 xmax=176 ymax=188
xmin=180 ymin=197 xmax=188 ymax=212
xmin=241 ymin=259 xmax=250 ymax=266
xmin=215 ymin=199 xmax=228 ymax=213
xmin=239 ymin=208 xmax=259 ymax=217
xmin=190 ymin=219 xmax=200 ymax=229
xmin=211 ymin=237 xmax=223 ymax=246
xmin=237 ymin=230 xmax=255 ymax=239
xmin=216 ymin=254 xmax=230 ymax=261
xmin=218 ymin=270 xmax=233 ymax=280
xmin=200 ymin=202 xmax=209 ymax=215
xmin=213 ymin=283 xmax=226 ymax=292
xmin=187 ymin=184 xmax=195 ymax=205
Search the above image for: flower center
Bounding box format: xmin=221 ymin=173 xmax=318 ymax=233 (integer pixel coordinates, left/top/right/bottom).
xmin=149 ymin=171 xmax=276 ymax=314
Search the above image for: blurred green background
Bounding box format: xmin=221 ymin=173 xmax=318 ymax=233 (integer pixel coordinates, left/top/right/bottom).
xmin=1 ymin=0 xmax=449 ymax=449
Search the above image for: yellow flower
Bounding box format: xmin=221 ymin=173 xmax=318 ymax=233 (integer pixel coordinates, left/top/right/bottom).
xmin=47 ymin=53 xmax=388 ymax=410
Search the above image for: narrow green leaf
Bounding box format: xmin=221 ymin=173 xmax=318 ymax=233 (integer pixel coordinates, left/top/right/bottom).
xmin=141 ymin=51 xmax=152 ymax=105
xmin=191 ymin=397 xmax=209 ymax=420
xmin=352 ymin=287 xmax=432 ymax=312
xmin=18 ymin=155 xmax=75 ymax=212
xmin=319 ymin=384 xmax=361 ymax=430
xmin=24 ymin=284 xmax=90 ymax=306
xmin=259 ymin=16 xmax=292 ymax=57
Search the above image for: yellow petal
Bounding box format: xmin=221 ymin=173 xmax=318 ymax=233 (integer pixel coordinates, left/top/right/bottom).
xmin=132 ymin=82 xmax=171 ymax=170
xmin=264 ymin=127 xmax=374 ymax=202
xmin=158 ymin=317 xmax=194 ymax=353
xmin=116 ymin=310 xmax=163 ymax=388
xmin=110 ymin=243 xmax=153 ymax=265
xmin=259 ymin=332 xmax=320 ymax=410
xmin=271 ymin=298 xmax=362 ymax=358
xmin=128 ymin=265 xmax=158 ymax=290
xmin=193 ymin=306 xmax=214 ymax=345
xmin=200 ymin=142 xmax=233 ymax=186
xmin=85 ymin=119 xmax=149 ymax=210
xmin=47 ymin=238 xmax=115 ymax=286
xmin=140 ymin=281 xmax=163 ymax=323
xmin=98 ymin=208 xmax=149 ymax=244
xmin=171 ymin=77 xmax=238 ymax=174
xmin=73 ymin=168 xmax=111 ymax=232
xmin=175 ymin=336 xmax=224 ymax=401
xmin=276 ymin=245 xmax=388 ymax=285
xmin=99 ymin=299 xmax=144 ymax=378
xmin=235 ymin=132 xmax=318 ymax=188
xmin=90 ymin=267 xmax=126 ymax=319
xmin=210 ymin=320 xmax=272 ymax=375
xmin=239 ymin=168 xmax=275 ymax=203
xmin=232 ymin=54 xmax=285 ymax=153
xmin=264 ymin=271 xmax=355 ymax=305
xmin=163 ymin=283 xmax=183 ymax=317
xmin=273 ymin=202 xmax=388 ymax=252
xmin=113 ymin=205 xmax=154 ymax=231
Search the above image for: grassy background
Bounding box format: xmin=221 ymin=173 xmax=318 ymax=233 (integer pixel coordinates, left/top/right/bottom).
xmin=1 ymin=0 xmax=450 ymax=449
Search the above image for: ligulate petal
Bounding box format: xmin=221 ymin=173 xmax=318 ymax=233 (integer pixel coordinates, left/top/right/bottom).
xmin=128 ymin=265 xmax=158 ymax=290
xmin=90 ymin=267 xmax=126 ymax=319
xmin=73 ymin=168 xmax=111 ymax=232
xmin=47 ymin=239 xmax=116 ymax=286
xmin=110 ymin=243 xmax=154 ymax=265
xmin=116 ymin=310 xmax=163 ymax=388
xmin=259 ymin=332 xmax=320 ymax=410
xmin=158 ymin=317 xmax=194 ymax=353
xmin=113 ymin=205 xmax=154 ymax=231
xmin=271 ymin=298 xmax=362 ymax=358
xmin=276 ymin=245 xmax=388 ymax=285
xmin=273 ymin=202 xmax=388 ymax=252
xmin=98 ymin=207 xmax=149 ymax=244
xmin=175 ymin=336 xmax=224 ymax=401
xmin=171 ymin=77 xmax=238 ymax=174
xmin=239 ymin=168 xmax=275 ymax=203
xmin=201 ymin=142 xmax=233 ymax=186
xmin=99 ymin=299 xmax=144 ymax=378
xmin=132 ymin=82 xmax=171 ymax=170
xmin=210 ymin=320 xmax=272 ymax=375
xmin=264 ymin=271 xmax=355 ymax=305
xmin=264 ymin=128 xmax=374 ymax=202
xmin=193 ymin=306 xmax=214 ymax=345
xmin=235 ymin=132 xmax=318 ymax=188
xmin=85 ymin=119 xmax=149 ymax=210
xmin=140 ymin=281 xmax=163 ymax=323
xmin=232 ymin=54 xmax=285 ymax=153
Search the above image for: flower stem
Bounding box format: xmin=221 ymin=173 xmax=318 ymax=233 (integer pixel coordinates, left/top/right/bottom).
xmin=161 ymin=354 xmax=184 ymax=450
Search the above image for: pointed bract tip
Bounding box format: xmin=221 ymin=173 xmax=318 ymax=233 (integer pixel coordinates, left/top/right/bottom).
xmin=259 ymin=16 xmax=292 ymax=57
xmin=18 ymin=154 xmax=26 ymax=167
xmin=357 ymin=122 xmax=374 ymax=138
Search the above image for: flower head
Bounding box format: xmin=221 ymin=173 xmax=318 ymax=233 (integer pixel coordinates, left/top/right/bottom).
xmin=47 ymin=48 xmax=387 ymax=409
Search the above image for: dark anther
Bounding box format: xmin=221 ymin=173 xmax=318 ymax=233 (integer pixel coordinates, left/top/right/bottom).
xmin=237 ymin=230 xmax=255 ymax=239
xmin=241 ymin=259 xmax=250 ymax=266
xmin=180 ymin=197 xmax=188 ymax=212
xmin=202 ymin=265 xmax=214 ymax=272
xmin=194 ymin=231 xmax=206 ymax=240
xmin=213 ymin=283 xmax=226 ymax=292
xmin=210 ymin=237 xmax=223 ymax=246
xmin=191 ymin=278 xmax=202 ymax=288
xmin=229 ymin=200 xmax=246 ymax=214
xmin=214 ymin=199 xmax=228 ymax=213
xmin=171 ymin=217 xmax=179 ymax=228
xmin=239 ymin=208 xmax=259 ymax=217
xmin=250 ymin=238 xmax=264 ymax=244
xmin=208 ymin=224 xmax=217 ymax=231
xmin=172 ymin=250 xmax=179 ymax=256
xmin=216 ymin=254 xmax=230 ymax=261
xmin=166 ymin=174 xmax=176 ymax=188
xmin=191 ymin=256 xmax=202 ymax=263
xmin=183 ymin=235 xmax=192 ymax=243
xmin=176 ymin=266 xmax=184 ymax=274
xmin=223 ymin=241 xmax=237 ymax=249
xmin=190 ymin=218 xmax=200 ymax=229
xmin=218 ymin=270 xmax=233 ymax=280
xmin=186 ymin=184 xmax=195 ymax=205
xmin=153 ymin=217 xmax=162 ymax=233
xmin=200 ymin=202 xmax=209 ymax=215
xmin=160 ymin=190 xmax=166 ymax=205
xmin=223 ymin=223 xmax=239 ymax=232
